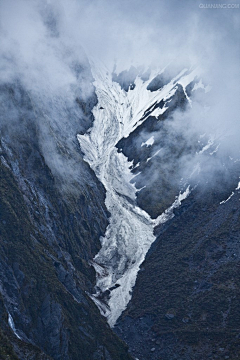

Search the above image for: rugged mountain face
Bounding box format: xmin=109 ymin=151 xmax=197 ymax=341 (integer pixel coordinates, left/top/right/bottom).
xmin=77 ymin=65 xmax=196 ymax=328
xmin=115 ymin=180 xmax=240 ymax=360
xmin=1 ymin=57 xmax=239 ymax=360
xmin=0 ymin=66 xmax=133 ymax=359
xmin=111 ymin=69 xmax=240 ymax=359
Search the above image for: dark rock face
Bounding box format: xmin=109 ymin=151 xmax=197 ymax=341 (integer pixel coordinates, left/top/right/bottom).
xmin=0 ymin=77 xmax=132 ymax=359
xmin=117 ymin=83 xmax=194 ymax=218
xmin=115 ymin=183 xmax=240 ymax=359
xmin=147 ymin=72 xmax=172 ymax=92
xmin=147 ymin=65 xmax=188 ymax=92
xmin=112 ymin=67 xmax=240 ymax=359
xmin=113 ymin=70 xmax=240 ymax=359
xmin=112 ymin=66 xmax=139 ymax=91
xmin=1 ymin=59 xmax=239 ymax=360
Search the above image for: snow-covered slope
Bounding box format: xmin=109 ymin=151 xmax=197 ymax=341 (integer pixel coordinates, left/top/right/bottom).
xmin=78 ymin=63 xmax=195 ymax=326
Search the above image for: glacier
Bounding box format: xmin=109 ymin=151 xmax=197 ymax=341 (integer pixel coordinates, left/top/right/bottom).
xmin=78 ymin=63 xmax=194 ymax=326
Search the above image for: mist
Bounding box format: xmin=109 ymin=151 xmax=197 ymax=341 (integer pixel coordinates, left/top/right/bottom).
xmin=0 ymin=0 xmax=239 ymax=191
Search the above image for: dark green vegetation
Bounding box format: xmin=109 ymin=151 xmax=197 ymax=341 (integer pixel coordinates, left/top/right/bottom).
xmin=115 ymin=184 xmax=240 ymax=359
xmin=0 ymin=82 xmax=133 ymax=359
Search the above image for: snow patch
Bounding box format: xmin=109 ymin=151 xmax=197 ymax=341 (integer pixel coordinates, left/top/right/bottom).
xmin=8 ymin=313 xmax=22 ymax=340
xmin=151 ymin=106 xmax=167 ymax=118
xmin=220 ymin=192 xmax=234 ymax=204
xmin=198 ymin=138 xmax=214 ymax=155
xmin=141 ymin=136 xmax=154 ymax=147
xmin=210 ymin=144 xmax=220 ymax=155
xmin=154 ymin=186 xmax=191 ymax=226
xmin=236 ymin=181 xmax=240 ymax=190
xmin=192 ymin=79 xmax=204 ymax=91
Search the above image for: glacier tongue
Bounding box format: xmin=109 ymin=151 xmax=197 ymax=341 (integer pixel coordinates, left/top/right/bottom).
xmin=77 ymin=63 xmax=192 ymax=327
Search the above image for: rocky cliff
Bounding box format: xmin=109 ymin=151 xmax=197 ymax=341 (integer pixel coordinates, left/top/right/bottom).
xmin=0 ymin=76 xmax=132 ymax=360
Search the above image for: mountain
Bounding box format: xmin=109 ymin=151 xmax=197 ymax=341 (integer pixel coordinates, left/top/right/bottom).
xmin=0 ymin=58 xmax=239 ymax=360
xmin=0 ymin=63 xmax=133 ymax=359
xmin=115 ymin=184 xmax=240 ymax=360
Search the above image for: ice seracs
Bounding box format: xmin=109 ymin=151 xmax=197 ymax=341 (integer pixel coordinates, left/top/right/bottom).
xmin=78 ymin=63 xmax=194 ymax=326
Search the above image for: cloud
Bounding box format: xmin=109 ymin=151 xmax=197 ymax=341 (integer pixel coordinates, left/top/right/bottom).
xmin=0 ymin=0 xmax=239 ymax=192
xmin=0 ymin=0 xmax=98 ymax=188
xmin=1 ymin=0 xmax=239 ymax=96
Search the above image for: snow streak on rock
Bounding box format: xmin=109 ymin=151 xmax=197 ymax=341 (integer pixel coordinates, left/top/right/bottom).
xmin=8 ymin=313 xmax=22 ymax=340
xmin=78 ymin=63 xmax=193 ymax=326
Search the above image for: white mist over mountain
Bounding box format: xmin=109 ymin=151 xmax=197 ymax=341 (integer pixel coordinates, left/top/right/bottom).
xmin=1 ymin=0 xmax=239 ymax=172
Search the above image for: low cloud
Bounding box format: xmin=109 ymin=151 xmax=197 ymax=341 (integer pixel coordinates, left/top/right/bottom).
xmin=0 ymin=0 xmax=239 ymax=191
